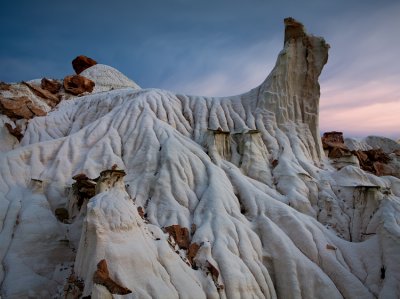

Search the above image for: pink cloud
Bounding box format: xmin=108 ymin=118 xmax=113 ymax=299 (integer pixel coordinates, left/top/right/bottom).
xmin=320 ymin=80 xmax=400 ymax=138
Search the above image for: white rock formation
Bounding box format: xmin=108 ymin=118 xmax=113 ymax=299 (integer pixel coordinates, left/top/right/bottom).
xmin=80 ymin=64 xmax=141 ymax=93
xmin=346 ymin=136 xmax=400 ymax=154
xmin=0 ymin=18 xmax=399 ymax=299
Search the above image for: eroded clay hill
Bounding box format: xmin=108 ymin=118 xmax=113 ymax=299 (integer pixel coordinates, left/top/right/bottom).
xmin=0 ymin=18 xmax=399 ymax=299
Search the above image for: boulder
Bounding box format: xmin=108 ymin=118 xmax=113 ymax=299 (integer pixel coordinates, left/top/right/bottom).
xmin=72 ymin=55 xmax=97 ymax=74
xmin=63 ymin=75 xmax=95 ymax=95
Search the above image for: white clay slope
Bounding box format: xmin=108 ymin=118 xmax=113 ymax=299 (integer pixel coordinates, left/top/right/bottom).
xmin=0 ymin=18 xmax=399 ymax=299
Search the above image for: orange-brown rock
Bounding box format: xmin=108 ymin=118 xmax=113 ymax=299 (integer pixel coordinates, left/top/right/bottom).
xmin=22 ymin=81 xmax=60 ymax=107
xmin=352 ymin=150 xmax=368 ymax=163
xmin=165 ymin=224 xmax=190 ymax=250
xmin=352 ymin=148 xmax=391 ymax=176
xmin=322 ymin=131 xmax=347 ymax=150
xmin=28 ymin=102 xmax=47 ymax=117
xmin=187 ymin=243 xmax=200 ymax=266
xmin=367 ymin=149 xmax=390 ymax=163
xmin=0 ymin=82 xmax=11 ymax=91
xmin=41 ymin=78 xmax=62 ymax=94
xmin=93 ymin=259 xmax=132 ymax=295
xmin=72 ymin=55 xmax=97 ymax=74
xmin=328 ymin=147 xmax=349 ymax=159
xmin=373 ymin=162 xmax=386 ymax=176
xmin=63 ymin=75 xmax=95 ymax=95
xmin=137 ymin=206 xmax=145 ymax=219
xmin=0 ymin=96 xmax=46 ymax=119
xmin=207 ymin=261 xmax=219 ymax=281
xmin=4 ymin=123 xmax=23 ymax=141
xmin=321 ymin=131 xmax=352 ymax=159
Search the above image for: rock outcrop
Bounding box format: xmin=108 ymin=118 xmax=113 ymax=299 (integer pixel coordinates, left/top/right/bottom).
xmin=0 ymin=95 xmax=47 ymax=119
xmin=0 ymin=18 xmax=399 ymax=299
xmin=22 ymin=81 xmax=61 ymax=107
xmin=80 ymin=64 xmax=141 ymax=93
xmin=255 ymin=17 xmax=329 ymax=159
xmin=323 ymin=132 xmax=400 ymax=178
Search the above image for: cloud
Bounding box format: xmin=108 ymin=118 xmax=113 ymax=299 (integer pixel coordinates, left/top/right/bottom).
xmin=320 ymin=101 xmax=400 ymax=139
xmin=318 ymin=2 xmax=400 ymax=137
xmin=1 ymin=0 xmax=399 ymax=138
xmin=157 ymin=38 xmax=281 ymax=96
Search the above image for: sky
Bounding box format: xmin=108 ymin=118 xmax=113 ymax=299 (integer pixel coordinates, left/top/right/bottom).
xmin=0 ymin=0 xmax=399 ymax=139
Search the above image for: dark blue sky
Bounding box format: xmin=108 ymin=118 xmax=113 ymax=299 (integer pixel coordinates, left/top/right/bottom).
xmin=1 ymin=0 xmax=399 ymax=137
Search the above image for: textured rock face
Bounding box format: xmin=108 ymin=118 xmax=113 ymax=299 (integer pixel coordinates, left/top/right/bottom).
xmin=22 ymin=81 xmax=61 ymax=107
xmin=41 ymin=78 xmax=62 ymax=94
xmin=0 ymin=18 xmax=399 ymax=299
xmin=255 ymin=17 xmax=329 ymax=159
xmin=72 ymin=55 xmax=98 ymax=74
xmin=63 ymin=74 xmax=95 ymax=95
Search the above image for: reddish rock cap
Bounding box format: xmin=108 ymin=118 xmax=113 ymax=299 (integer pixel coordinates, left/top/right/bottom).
xmin=72 ymin=55 xmax=97 ymax=74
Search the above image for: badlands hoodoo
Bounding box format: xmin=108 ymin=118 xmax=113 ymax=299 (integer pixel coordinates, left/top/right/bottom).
xmin=0 ymin=18 xmax=399 ymax=299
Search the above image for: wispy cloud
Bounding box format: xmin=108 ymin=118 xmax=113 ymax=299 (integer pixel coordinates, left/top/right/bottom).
xmin=157 ymin=38 xmax=281 ymax=97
